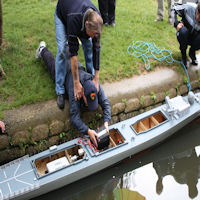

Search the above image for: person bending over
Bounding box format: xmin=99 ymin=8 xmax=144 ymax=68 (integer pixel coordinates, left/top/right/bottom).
xmin=36 ymin=42 xmax=110 ymax=147
xmin=54 ymin=0 xmax=103 ymax=109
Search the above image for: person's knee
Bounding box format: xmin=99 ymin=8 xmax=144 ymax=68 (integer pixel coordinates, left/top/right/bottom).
xmin=178 ymin=26 xmax=189 ymax=37
xmin=57 ymin=44 xmax=67 ymax=60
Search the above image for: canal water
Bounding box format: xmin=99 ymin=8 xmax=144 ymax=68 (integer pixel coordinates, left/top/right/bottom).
xmin=35 ymin=118 xmax=200 ymax=200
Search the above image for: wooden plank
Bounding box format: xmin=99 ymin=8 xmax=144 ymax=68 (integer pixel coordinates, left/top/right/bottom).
xmin=150 ymin=116 xmax=159 ymax=126
xmin=65 ymin=150 xmax=72 ymax=163
xmin=109 ymin=137 xmax=117 ymax=147
xmin=139 ymin=121 xmax=148 ymax=131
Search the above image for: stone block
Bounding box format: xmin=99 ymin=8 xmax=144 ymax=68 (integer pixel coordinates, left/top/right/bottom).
xmin=111 ymin=103 xmax=125 ymax=116
xmin=0 ymin=135 xmax=9 ymax=150
xmin=155 ymin=92 xmax=165 ymax=104
xmin=81 ymin=110 xmax=96 ymax=124
xmin=119 ymin=113 xmax=127 ymax=121
xmin=64 ymin=119 xmax=72 ymax=132
xmin=142 ymin=95 xmax=154 ymax=108
xmin=0 ymin=147 xmax=25 ymax=164
xmin=32 ymin=124 xmax=49 ymax=142
xmin=125 ymin=98 xmax=140 ymax=113
xmin=126 ymin=111 xmax=140 ymax=119
xmin=191 ymin=80 xmax=199 ymax=90
xmin=48 ymin=136 xmax=59 ymax=146
xmin=179 ymin=85 xmax=188 ymax=95
xmin=110 ymin=116 xmax=119 ymax=125
xmin=49 ymin=120 xmax=64 ymax=136
xmin=12 ymin=131 xmax=30 ymax=146
xmin=169 ymin=88 xmax=177 ymax=98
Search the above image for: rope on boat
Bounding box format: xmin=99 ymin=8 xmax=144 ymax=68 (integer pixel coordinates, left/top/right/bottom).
xmin=127 ymin=41 xmax=191 ymax=91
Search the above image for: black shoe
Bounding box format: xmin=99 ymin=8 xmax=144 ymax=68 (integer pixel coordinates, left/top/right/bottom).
xmin=57 ymin=94 xmax=65 ymax=109
xmin=189 ymin=49 xmax=198 ymax=66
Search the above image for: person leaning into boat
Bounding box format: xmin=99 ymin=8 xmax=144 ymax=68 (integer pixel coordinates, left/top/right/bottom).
xmin=55 ymin=0 xmax=103 ymax=110
xmin=36 ymin=42 xmax=111 ymax=147
xmin=172 ymin=2 xmax=200 ymax=67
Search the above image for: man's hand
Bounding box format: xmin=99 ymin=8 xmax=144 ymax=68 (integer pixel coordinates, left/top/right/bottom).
xmin=104 ymin=121 xmax=109 ymax=133
xmin=0 ymin=121 xmax=5 ymax=133
xmin=74 ymin=81 xmax=83 ymax=101
xmin=177 ymin=23 xmax=184 ymax=32
xmin=88 ymin=129 xmax=98 ymax=147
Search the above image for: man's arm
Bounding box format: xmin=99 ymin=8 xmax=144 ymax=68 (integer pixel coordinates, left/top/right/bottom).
xmin=71 ymin=56 xmax=83 ymax=100
xmin=172 ymin=5 xmax=185 ymax=28
xmin=98 ymin=85 xmax=111 ymax=125
xmin=92 ymin=36 xmax=101 ymax=92
xmin=68 ymin=88 xmax=98 ymax=146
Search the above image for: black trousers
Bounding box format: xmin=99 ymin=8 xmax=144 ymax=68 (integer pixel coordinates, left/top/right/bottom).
xmin=177 ymin=26 xmax=200 ymax=58
xmin=98 ymin=0 xmax=116 ymax=24
xmin=41 ymin=47 xmax=56 ymax=83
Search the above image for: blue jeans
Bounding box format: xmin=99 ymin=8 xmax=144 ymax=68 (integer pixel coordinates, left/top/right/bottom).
xmin=54 ymin=8 xmax=94 ymax=95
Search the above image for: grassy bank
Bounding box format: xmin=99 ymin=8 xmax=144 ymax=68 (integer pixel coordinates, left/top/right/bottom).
xmin=0 ymin=0 xmax=179 ymax=117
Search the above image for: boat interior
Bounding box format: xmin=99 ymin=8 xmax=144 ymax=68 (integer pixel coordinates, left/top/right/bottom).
xmin=34 ymin=145 xmax=85 ymax=177
xmin=132 ymin=111 xmax=167 ymax=134
xmin=34 ymin=129 xmax=125 ymax=177
xmin=108 ymin=128 xmax=125 ymax=147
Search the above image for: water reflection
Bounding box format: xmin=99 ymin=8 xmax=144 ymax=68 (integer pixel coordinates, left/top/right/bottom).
xmin=154 ymin=148 xmax=200 ymax=199
xmin=34 ymin=119 xmax=200 ymax=200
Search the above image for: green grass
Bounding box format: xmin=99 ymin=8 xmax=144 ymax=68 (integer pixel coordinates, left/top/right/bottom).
xmin=0 ymin=0 xmax=180 ymax=117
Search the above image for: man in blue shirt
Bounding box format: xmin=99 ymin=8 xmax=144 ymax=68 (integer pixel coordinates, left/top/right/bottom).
xmin=55 ymin=0 xmax=103 ymax=110
xmin=36 ymin=41 xmax=110 ymax=147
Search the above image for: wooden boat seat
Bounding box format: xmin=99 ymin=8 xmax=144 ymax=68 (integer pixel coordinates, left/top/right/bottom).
xmin=109 ymin=137 xmax=116 ymax=147
xmin=65 ymin=150 xmax=72 ymax=163
xmin=139 ymin=121 xmax=148 ymax=131
xmin=150 ymin=116 xmax=159 ymax=126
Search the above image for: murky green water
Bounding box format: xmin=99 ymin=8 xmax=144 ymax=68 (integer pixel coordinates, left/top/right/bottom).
xmin=35 ymin=119 xmax=200 ymax=200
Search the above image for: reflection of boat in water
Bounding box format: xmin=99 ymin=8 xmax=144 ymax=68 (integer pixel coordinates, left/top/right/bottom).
xmin=1 ymin=92 xmax=200 ymax=200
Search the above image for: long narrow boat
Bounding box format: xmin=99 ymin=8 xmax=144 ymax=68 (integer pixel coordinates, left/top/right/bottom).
xmin=0 ymin=92 xmax=200 ymax=200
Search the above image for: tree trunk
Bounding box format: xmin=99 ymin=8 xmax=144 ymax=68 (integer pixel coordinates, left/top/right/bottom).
xmin=0 ymin=0 xmax=2 ymax=46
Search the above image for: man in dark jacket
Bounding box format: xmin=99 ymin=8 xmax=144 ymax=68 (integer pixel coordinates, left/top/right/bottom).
xmin=55 ymin=0 xmax=103 ymax=110
xmin=36 ymin=41 xmax=111 ymax=147
xmin=172 ymin=2 xmax=200 ymax=67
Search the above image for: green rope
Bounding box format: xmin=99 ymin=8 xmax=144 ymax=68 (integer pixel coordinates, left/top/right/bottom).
xmin=127 ymin=41 xmax=191 ymax=91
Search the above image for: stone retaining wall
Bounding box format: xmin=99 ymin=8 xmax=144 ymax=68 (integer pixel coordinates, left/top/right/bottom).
xmin=0 ymin=79 xmax=199 ymax=164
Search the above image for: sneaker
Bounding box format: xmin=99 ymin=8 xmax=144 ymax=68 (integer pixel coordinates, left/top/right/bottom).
xmin=104 ymin=22 xmax=109 ymax=27
xmin=154 ymin=18 xmax=163 ymax=22
xmin=57 ymin=94 xmax=65 ymax=109
xmin=110 ymin=22 xmax=115 ymax=27
xmin=36 ymin=41 xmax=46 ymax=59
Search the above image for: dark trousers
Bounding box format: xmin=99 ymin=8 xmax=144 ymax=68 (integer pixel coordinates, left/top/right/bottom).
xmin=41 ymin=47 xmax=56 ymax=83
xmin=177 ymin=26 xmax=200 ymax=58
xmin=98 ymin=0 xmax=116 ymax=24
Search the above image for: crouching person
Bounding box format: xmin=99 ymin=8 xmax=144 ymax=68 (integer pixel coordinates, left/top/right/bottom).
xmin=36 ymin=42 xmax=111 ymax=147
xmin=172 ymin=2 xmax=200 ymax=67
